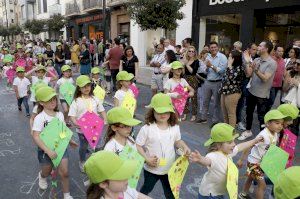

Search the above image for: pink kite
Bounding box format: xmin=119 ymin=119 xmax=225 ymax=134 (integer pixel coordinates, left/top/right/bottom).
xmin=129 ymin=84 xmax=139 ymax=99
xmin=280 ymin=129 xmax=297 ymax=168
xmin=6 ymin=68 xmax=15 ymax=84
xmin=77 ymin=111 xmax=104 ymax=150
xmin=171 ymin=84 xmax=189 ymax=116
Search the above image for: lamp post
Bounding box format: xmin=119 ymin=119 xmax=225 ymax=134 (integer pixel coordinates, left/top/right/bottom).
xmin=102 ymin=0 xmax=106 ymax=43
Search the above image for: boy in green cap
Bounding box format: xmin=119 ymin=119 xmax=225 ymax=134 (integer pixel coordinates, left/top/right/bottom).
xmin=84 ymin=150 xmax=151 ymax=199
xmin=239 ymin=109 xmax=287 ymax=199
xmin=114 ymin=71 xmax=135 ymax=107
xmin=90 ymin=66 xmax=103 ymax=91
xmin=13 ymin=66 xmax=31 ymax=116
xmin=189 ymin=123 xmax=262 ymax=198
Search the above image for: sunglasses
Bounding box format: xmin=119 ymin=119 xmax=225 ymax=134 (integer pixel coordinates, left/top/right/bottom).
xmin=188 ymin=50 xmax=195 ymax=53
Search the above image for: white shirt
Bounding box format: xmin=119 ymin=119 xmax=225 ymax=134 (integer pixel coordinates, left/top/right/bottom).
xmin=104 ymin=138 xmax=136 ymax=154
xmin=136 ymin=123 xmax=181 ymax=175
xmin=164 ymin=78 xmax=189 ymax=91
xmin=13 ymin=77 xmax=31 ymax=98
xmin=100 ymin=187 xmax=138 ymax=199
xmin=56 ymin=77 xmax=74 ymax=99
xmin=150 ymin=52 xmax=166 ymax=73
xmin=114 ymin=89 xmax=134 ymax=106
xmin=199 ymin=147 xmax=239 ymax=196
xmin=32 ymin=111 xmax=64 ymax=133
xmin=30 ymin=76 xmax=51 ymax=102
xmin=248 ymin=128 xmax=278 ymax=164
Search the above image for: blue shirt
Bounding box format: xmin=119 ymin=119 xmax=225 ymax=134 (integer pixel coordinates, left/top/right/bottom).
xmin=206 ymin=52 xmax=227 ymax=81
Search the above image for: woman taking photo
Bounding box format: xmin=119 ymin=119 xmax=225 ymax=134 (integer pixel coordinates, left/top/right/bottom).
xmin=119 ymin=45 xmax=139 ymax=79
xmin=285 ymin=47 xmax=300 ymax=70
xmin=79 ymin=43 xmax=91 ymax=75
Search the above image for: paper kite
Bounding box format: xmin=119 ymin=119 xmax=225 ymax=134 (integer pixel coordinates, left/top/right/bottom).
xmin=129 ymin=84 xmax=139 ymax=99
xmin=227 ymin=158 xmax=238 ymax=199
xmin=121 ymin=92 xmax=136 ymax=116
xmin=280 ymin=129 xmax=297 ymax=168
xmin=119 ymin=145 xmax=145 ymax=189
xmin=168 ymin=156 xmax=189 ymax=199
xmin=39 ymin=118 xmax=73 ymax=167
xmin=93 ymin=85 xmax=106 ymax=100
xmin=59 ymin=82 xmax=75 ymax=105
xmin=171 ymin=84 xmax=189 ymax=116
xmin=77 ymin=111 xmax=104 ymax=150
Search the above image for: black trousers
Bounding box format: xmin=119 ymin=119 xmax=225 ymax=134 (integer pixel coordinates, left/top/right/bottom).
xmin=140 ymin=169 xmax=174 ymax=199
xmin=110 ymin=69 xmax=119 ymax=91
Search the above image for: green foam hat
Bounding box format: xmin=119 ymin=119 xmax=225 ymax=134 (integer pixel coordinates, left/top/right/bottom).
xmin=116 ymin=71 xmax=133 ymax=81
xmin=204 ymin=123 xmax=238 ymax=147
xmin=277 ymin=104 xmax=299 ymax=120
xmin=61 ymin=65 xmax=71 ymax=72
xmin=171 ymin=61 xmax=184 ymax=70
xmin=264 ymin=109 xmax=288 ymax=123
xmin=128 ymin=73 xmax=135 ymax=80
xmin=35 ymin=64 xmax=46 ymax=72
xmin=34 ymin=83 xmax=47 ymax=93
xmin=149 ymin=93 xmax=175 ymax=113
xmin=76 ymin=75 xmax=91 ymax=87
xmin=84 ymin=150 xmax=138 ymax=184
xmin=91 ymin=67 xmax=100 ymax=74
xmin=35 ymin=86 xmax=57 ymax=102
xmin=107 ymin=107 xmax=141 ymax=126
xmin=16 ymin=66 xmax=25 ymax=73
xmin=274 ymin=166 xmax=300 ymax=199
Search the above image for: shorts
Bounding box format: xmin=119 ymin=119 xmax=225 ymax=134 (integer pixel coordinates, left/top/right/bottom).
xmin=37 ymin=147 xmax=68 ymax=166
xmin=247 ymin=162 xmax=264 ymax=180
xmin=151 ymin=73 xmax=164 ymax=91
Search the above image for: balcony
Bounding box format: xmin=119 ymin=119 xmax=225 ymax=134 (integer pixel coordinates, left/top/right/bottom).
xmin=107 ymin=0 xmax=128 ymax=7
xmin=65 ymin=2 xmax=80 ymax=17
xmin=83 ymin=0 xmax=103 ymax=13
xmin=48 ymin=3 xmax=62 ymax=17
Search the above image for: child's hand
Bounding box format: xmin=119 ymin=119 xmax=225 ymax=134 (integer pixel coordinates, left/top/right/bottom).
xmin=69 ymin=140 xmax=78 ymax=149
xmin=189 ymin=150 xmax=203 ymax=163
xmin=146 ymin=156 xmax=158 ymax=167
xmin=188 ymin=91 xmax=194 ymax=97
xmin=180 ymin=146 xmax=191 ymax=156
xmin=16 ymin=94 xmax=20 ymax=99
xmin=254 ymin=136 xmax=264 ymax=144
xmin=237 ymin=159 xmax=243 ymax=168
xmin=47 ymin=150 xmax=57 ymax=159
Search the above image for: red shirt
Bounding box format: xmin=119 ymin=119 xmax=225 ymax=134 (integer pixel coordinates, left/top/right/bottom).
xmin=272 ymin=56 xmax=285 ymax=88
xmin=108 ymin=47 xmax=123 ymax=70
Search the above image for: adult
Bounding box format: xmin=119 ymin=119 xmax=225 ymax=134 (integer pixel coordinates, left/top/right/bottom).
xmin=238 ymin=40 xmax=277 ymax=140
xmin=233 ymin=41 xmax=242 ymax=52
xmin=149 ymin=44 xmax=166 ymax=96
xmin=285 ymin=38 xmax=300 ymax=58
xmin=268 ymin=45 xmax=285 ymax=109
xmin=79 ymin=43 xmax=91 ymax=75
xmin=54 ymin=42 xmax=65 ymax=76
xmin=285 ymin=47 xmax=299 ymax=70
xmin=164 ymin=39 xmax=175 ymax=52
xmin=182 ymin=46 xmax=200 ymax=122
xmin=44 ymin=43 xmax=54 ymax=62
xmin=220 ymin=50 xmax=244 ymax=127
xmin=120 ymin=45 xmax=139 ymax=79
xmin=197 ymin=41 xmax=227 ymax=125
xmin=180 ymin=37 xmax=193 ymax=55
xmin=161 ymin=50 xmax=177 ymax=86
xmin=107 ymin=38 xmax=123 ymax=91
xmin=71 ymin=40 xmax=80 ymax=72
xmin=63 ymin=42 xmax=72 ymax=65
xmin=97 ymin=39 xmax=104 ymax=64
xmin=89 ymin=40 xmax=95 ymax=67
xmin=197 ymin=49 xmax=209 ymax=113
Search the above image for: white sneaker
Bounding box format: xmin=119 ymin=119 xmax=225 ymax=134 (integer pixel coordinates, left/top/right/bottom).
xmin=144 ymin=104 xmax=151 ymax=108
xmin=64 ymin=194 xmax=73 ymax=199
xmin=237 ymin=122 xmax=246 ymax=131
xmin=79 ymin=161 xmax=85 ymax=173
xmin=238 ymin=130 xmax=253 ymax=141
xmin=38 ymin=171 xmax=48 ymax=190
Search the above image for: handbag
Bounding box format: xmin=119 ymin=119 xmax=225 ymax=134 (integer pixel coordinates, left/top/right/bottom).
xmin=284 ymin=84 xmax=300 ymax=107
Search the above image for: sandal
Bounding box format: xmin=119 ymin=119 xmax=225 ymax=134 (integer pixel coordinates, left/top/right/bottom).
xmin=190 ymin=115 xmax=196 ymax=122
xmin=181 ymin=114 xmax=187 ymax=121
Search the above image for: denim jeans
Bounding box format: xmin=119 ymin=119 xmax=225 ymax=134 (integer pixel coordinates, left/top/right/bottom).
xmin=236 ymin=79 xmax=249 ymax=124
xmin=18 ymin=96 xmax=29 ymax=114
xmin=78 ymin=133 xmax=89 ymax=162
xmin=268 ymin=87 xmax=281 ymax=110
xmin=198 ymin=193 xmax=224 ymax=199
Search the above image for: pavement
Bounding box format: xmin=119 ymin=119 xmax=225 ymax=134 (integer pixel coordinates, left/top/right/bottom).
xmin=0 ymin=82 xmax=299 ymax=199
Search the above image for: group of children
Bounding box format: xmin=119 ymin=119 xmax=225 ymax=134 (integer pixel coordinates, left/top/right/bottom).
xmin=6 ymin=55 xmax=300 ymax=199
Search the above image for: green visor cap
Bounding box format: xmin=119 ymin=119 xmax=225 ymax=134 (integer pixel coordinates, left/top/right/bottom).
xmin=116 ymin=71 xmax=133 ymax=81
xmin=61 ymin=65 xmax=71 ymax=72
xmin=76 ymin=75 xmax=91 ymax=87
xmin=35 ymin=86 xmax=57 ymax=102
xmin=34 ymin=83 xmax=48 ymax=93
xmin=107 ymin=107 xmax=141 ymax=126
xmin=171 ymin=61 xmax=184 ymax=70
xmin=91 ymin=67 xmax=100 ymax=74
xmin=274 ymin=166 xmax=300 ymax=199
xmin=84 ymin=150 xmax=138 ymax=184
xmin=16 ymin=66 xmax=25 ymax=73
xmin=35 ymin=64 xmax=46 ymax=72
xmin=264 ymin=109 xmax=288 ymax=123
xmin=204 ymin=123 xmax=238 ymax=147
xmin=149 ymin=93 xmax=175 ymax=113
xmin=277 ymin=104 xmax=299 ymax=120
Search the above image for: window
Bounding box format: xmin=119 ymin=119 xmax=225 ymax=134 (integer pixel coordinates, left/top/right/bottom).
xmin=21 ymin=5 xmax=25 ymax=19
xmin=11 ymin=19 xmax=14 ymax=23
xmin=38 ymin=0 xmax=41 ymax=14
xmin=10 ymin=9 xmax=13 ymax=13
xmin=43 ymin=0 xmax=47 ymax=13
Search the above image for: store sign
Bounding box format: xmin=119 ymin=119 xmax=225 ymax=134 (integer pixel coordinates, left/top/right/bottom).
xmin=209 ymin=0 xmax=269 ymax=5
xmin=75 ymin=14 xmax=103 ymax=24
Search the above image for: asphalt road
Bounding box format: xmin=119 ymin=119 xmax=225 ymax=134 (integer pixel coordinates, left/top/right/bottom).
xmin=0 ymin=82 xmax=298 ymax=199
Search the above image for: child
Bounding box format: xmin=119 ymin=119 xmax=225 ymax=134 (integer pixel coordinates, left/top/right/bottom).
xmin=25 ymin=49 xmax=34 ymax=72
xmin=84 ymin=150 xmax=151 ymax=199
xmin=114 ymin=71 xmax=135 ymax=107
xmin=35 ymin=53 xmax=45 ymax=65
xmin=55 ymin=65 xmax=74 ymax=126
xmin=136 ymin=93 xmax=191 ymax=199
xmin=13 ymin=66 xmax=31 ymax=117
xmin=26 ymin=64 xmax=58 ymax=106
xmin=189 ymin=123 xmax=263 ymax=198
xmin=102 ymin=61 xmax=111 ymax=94
xmin=91 ymin=67 xmax=102 ymax=91
xmin=68 ymin=75 xmax=107 ymax=172
xmin=46 ymin=60 xmax=58 ymax=87
xmin=31 ymin=86 xmax=77 ymax=199
xmin=238 ymin=110 xmax=287 ymax=199
xmin=103 ymin=107 xmax=141 ymax=154
xmin=2 ymin=62 xmax=12 ymax=91
xmin=164 ymin=61 xmax=194 ymax=119
xmin=277 ymin=103 xmax=299 ymax=140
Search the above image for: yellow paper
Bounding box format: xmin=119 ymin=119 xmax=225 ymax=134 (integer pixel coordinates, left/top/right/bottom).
xmin=121 ymin=92 xmax=136 ymax=116
xmin=59 ymin=131 xmax=67 ymax=139
xmin=159 ymin=158 xmax=167 ymax=166
xmin=93 ymin=85 xmax=106 ymax=100
xmin=227 ymin=158 xmax=238 ymax=199
xmin=168 ymin=156 xmax=189 ymax=199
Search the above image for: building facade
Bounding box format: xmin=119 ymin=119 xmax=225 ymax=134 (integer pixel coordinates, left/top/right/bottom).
xmin=0 ymin=0 xmax=18 ymax=27
xmin=192 ymin=0 xmax=300 ymax=52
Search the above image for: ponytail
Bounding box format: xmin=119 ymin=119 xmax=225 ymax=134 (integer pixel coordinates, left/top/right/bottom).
xmin=86 ymin=183 xmax=105 ymax=199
